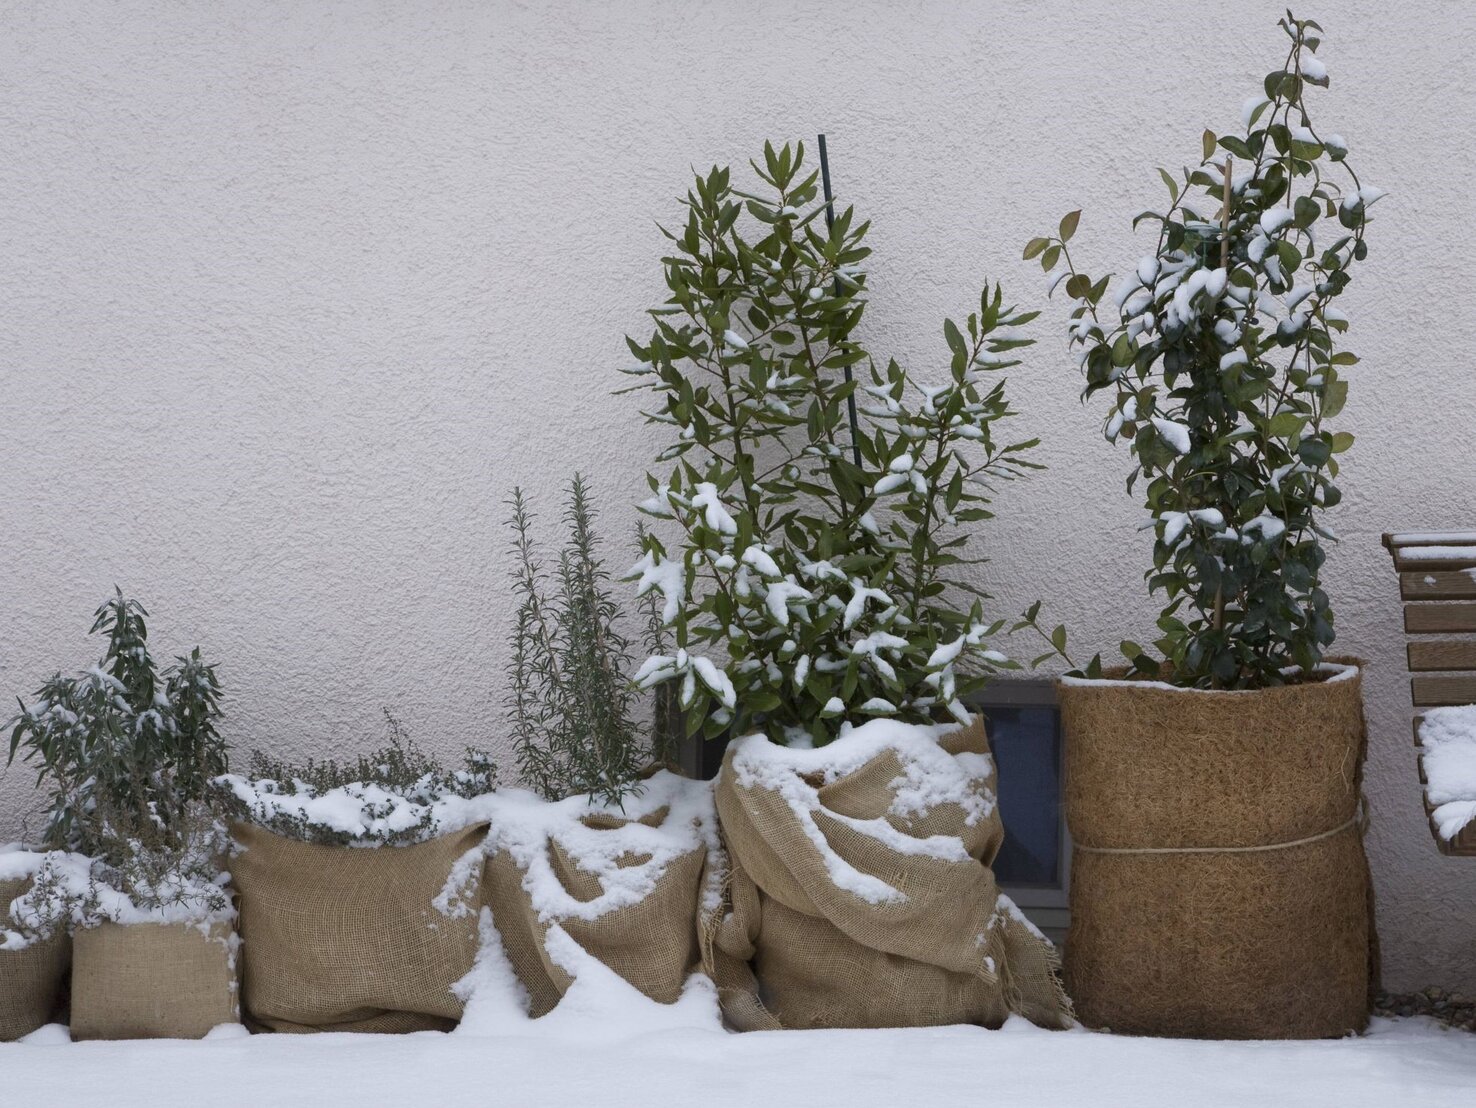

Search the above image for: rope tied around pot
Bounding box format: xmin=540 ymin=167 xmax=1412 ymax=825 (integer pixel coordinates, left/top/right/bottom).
xmin=1072 ymin=796 xmax=1370 ymax=856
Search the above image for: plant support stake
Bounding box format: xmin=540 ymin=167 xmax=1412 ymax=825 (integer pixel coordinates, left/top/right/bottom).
xmin=817 ymin=133 xmax=863 ymax=468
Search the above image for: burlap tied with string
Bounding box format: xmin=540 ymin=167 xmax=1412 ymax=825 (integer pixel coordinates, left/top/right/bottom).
xmin=480 ymin=774 xmax=715 ymax=1017
xmin=1057 ymin=661 xmax=1373 ymax=1039
xmin=231 ymin=822 xmax=487 ymax=1033
xmin=0 ymin=875 xmax=71 ymax=1041
xmin=704 ymin=717 xmax=1073 ymax=1031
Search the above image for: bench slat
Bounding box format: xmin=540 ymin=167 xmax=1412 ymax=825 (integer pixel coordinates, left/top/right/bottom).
xmin=1405 ymin=603 xmax=1476 ymax=633
xmin=1401 ymin=571 xmax=1476 ymax=600
xmin=1411 ymin=674 xmax=1476 ymax=707
xmin=1385 ymin=531 xmax=1476 ymax=548
xmin=1407 ymin=641 xmax=1476 ymax=671
xmin=1393 ymin=551 xmax=1476 ymax=572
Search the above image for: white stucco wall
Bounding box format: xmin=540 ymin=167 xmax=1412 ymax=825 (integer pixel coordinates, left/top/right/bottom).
xmin=1 ymin=0 xmax=1472 ymax=992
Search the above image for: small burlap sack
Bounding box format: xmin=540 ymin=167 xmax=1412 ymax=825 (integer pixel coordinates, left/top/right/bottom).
xmin=70 ymin=920 xmax=238 ymax=1040
xmin=706 ymin=717 xmax=1073 ymax=1031
xmin=1058 ymin=662 xmax=1373 ymax=1039
xmin=0 ymin=875 xmax=71 ymax=1041
xmin=481 ymin=774 xmax=714 ymax=1017
xmin=231 ymin=822 xmax=486 ymax=1033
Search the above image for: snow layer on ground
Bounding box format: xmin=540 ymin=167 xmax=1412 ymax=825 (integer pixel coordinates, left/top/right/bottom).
xmin=1419 ymin=706 xmax=1476 ymax=840
xmin=2 ymin=1016 xmax=1471 ymax=1108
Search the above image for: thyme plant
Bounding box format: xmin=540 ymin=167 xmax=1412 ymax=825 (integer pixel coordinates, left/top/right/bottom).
xmin=216 ymin=710 xmax=499 ymax=847
xmin=1028 ymin=12 xmax=1382 ymax=688
xmin=623 ymin=141 xmax=1062 ymax=746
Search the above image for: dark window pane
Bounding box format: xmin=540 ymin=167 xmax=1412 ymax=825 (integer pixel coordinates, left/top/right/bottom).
xmin=984 ymin=704 xmax=1062 ymax=888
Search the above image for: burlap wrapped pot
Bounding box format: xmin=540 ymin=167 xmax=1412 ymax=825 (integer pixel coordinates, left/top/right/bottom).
xmin=481 ymin=774 xmax=715 ymax=1018
xmin=0 ymin=875 xmax=71 ymax=1041
xmin=706 ymin=716 xmax=1073 ymax=1032
xmin=70 ymin=919 xmax=239 ymax=1041
xmin=1057 ymin=661 xmax=1373 ymax=1039
xmin=231 ymin=822 xmax=487 ymax=1033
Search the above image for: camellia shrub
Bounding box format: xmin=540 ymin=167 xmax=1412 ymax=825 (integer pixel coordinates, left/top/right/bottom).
xmin=621 ymin=141 xmax=1064 ymax=746
xmin=1027 ymin=12 xmax=1382 ymax=689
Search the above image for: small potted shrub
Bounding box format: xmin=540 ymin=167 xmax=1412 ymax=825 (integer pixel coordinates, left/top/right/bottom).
xmin=1027 ymin=12 xmax=1382 ymax=1038
xmin=6 ymin=592 xmax=238 ymax=1041
xmin=622 ymin=141 xmax=1072 ymax=1031
xmin=216 ymin=715 xmax=497 ymax=1033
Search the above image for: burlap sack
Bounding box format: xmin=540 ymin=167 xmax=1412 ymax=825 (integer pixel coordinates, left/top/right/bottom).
xmin=0 ymin=876 xmax=71 ymax=1041
xmin=231 ymin=822 xmax=486 ymax=1033
xmin=482 ymin=776 xmax=713 ymax=1017
xmin=1057 ymin=662 xmax=1372 ymax=1039
xmin=70 ymin=920 xmax=238 ymax=1040
xmin=706 ymin=717 xmax=1073 ymax=1031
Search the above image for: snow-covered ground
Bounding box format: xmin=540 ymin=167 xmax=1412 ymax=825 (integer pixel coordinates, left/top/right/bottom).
xmin=5 ymin=1009 xmax=1473 ymax=1107
xmin=7 ymin=891 xmax=1473 ymax=1107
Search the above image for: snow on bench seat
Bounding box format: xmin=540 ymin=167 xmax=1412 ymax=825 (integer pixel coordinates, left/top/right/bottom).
xmin=1418 ymin=707 xmax=1476 ymax=849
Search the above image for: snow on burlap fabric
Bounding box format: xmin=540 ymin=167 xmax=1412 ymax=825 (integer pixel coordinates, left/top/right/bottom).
xmin=230 ymin=822 xmax=487 ymax=1033
xmin=480 ymin=772 xmax=720 ymax=1018
xmin=706 ymin=717 xmax=1073 ymax=1031
xmin=0 ymin=856 xmax=71 ymax=1041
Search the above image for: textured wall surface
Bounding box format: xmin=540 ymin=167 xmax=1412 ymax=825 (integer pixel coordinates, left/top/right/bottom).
xmin=1 ymin=0 xmax=1472 ymax=991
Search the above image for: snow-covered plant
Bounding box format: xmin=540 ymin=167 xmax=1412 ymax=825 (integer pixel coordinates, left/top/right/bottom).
xmin=1028 ymin=12 xmax=1381 ymax=689
xmin=7 ymin=590 xmax=228 ymax=853
xmin=506 ymin=476 xmax=669 ymax=806
xmin=622 ymin=142 xmax=1062 ymax=746
xmin=216 ymin=710 xmax=498 ymax=847
xmin=10 ymin=781 xmax=232 ymax=940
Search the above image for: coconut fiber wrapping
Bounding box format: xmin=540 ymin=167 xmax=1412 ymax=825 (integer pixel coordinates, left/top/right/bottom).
xmin=70 ymin=920 xmax=238 ymax=1041
xmin=482 ymin=802 xmax=707 ymax=1017
xmin=1057 ymin=663 xmax=1373 ymax=1039
xmin=706 ymin=718 xmax=1073 ymax=1031
xmin=0 ymin=877 xmax=70 ymax=1041
xmin=231 ymin=822 xmax=486 ymax=1033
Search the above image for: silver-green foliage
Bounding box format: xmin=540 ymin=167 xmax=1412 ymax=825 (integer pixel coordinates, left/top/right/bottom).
xmin=6 ymin=591 xmax=231 ymax=927
xmin=7 ymin=590 xmax=227 ymax=855
xmin=1027 ymin=13 xmax=1381 ymax=689
xmin=623 ymin=141 xmax=1060 ymax=745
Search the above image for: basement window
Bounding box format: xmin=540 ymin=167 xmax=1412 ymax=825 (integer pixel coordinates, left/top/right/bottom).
xmin=969 ymin=681 xmax=1069 ymax=945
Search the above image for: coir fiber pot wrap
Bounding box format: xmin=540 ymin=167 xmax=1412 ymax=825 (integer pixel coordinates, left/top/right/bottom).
xmin=1057 ymin=662 xmax=1373 ymax=1038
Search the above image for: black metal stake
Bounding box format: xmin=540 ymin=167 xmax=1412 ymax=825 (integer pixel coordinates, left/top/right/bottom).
xmin=817 ymin=134 xmax=864 ymax=469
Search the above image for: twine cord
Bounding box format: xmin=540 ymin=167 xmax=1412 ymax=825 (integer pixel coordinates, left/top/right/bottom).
xmin=1073 ymin=798 xmax=1369 ymax=856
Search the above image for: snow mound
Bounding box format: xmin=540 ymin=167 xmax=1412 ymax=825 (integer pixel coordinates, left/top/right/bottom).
xmin=479 ymin=771 xmax=721 ymax=923
xmin=726 ymin=717 xmax=995 ymax=904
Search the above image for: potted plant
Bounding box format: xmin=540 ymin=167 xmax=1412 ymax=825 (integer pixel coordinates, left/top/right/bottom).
xmin=1027 ymin=12 xmax=1382 ymax=1038
xmin=621 ymin=140 xmax=1072 ymax=1031
xmin=6 ymin=592 xmax=239 ymax=1041
xmin=217 ymin=714 xmax=497 ymax=1033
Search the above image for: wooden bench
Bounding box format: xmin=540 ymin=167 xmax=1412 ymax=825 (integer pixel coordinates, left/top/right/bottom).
xmin=1382 ymin=531 xmax=1476 ymax=855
